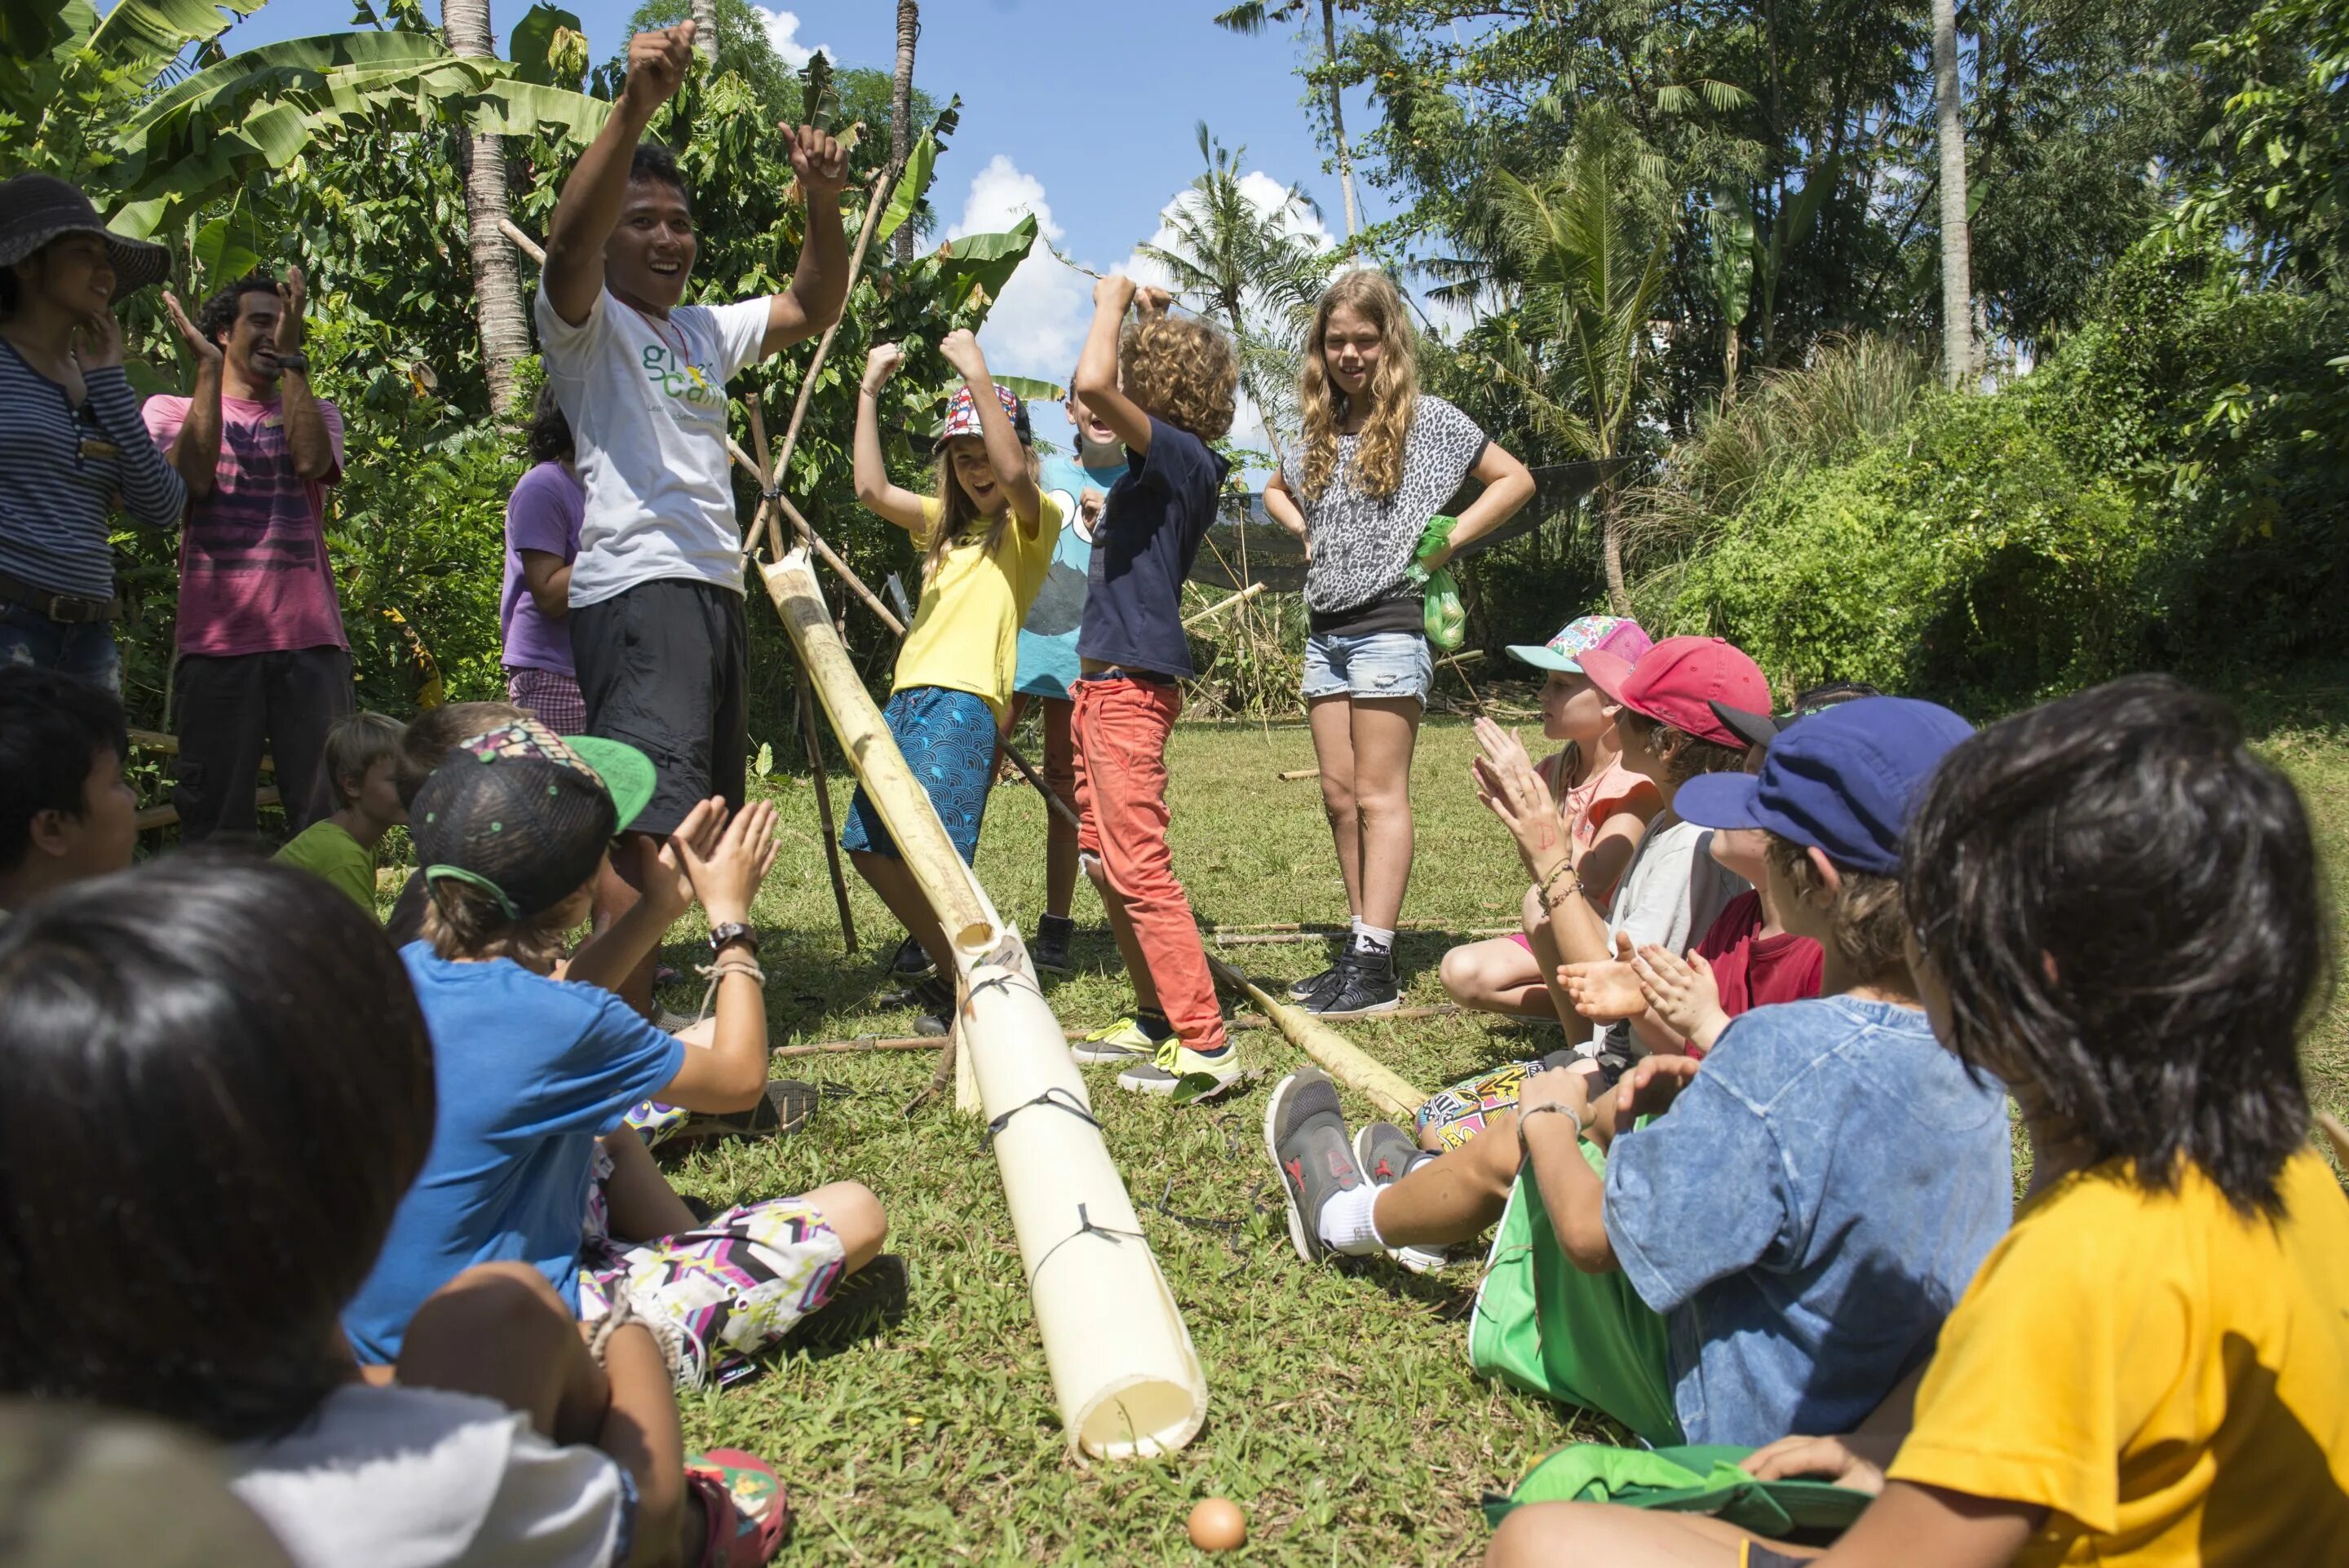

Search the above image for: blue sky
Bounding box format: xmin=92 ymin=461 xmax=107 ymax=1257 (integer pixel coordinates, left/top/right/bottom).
xmin=215 ymin=0 xmax=1400 ymax=457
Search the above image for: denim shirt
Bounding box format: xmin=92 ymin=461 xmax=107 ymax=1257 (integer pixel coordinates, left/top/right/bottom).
xmin=1604 ymin=996 xmax=2013 ymax=1446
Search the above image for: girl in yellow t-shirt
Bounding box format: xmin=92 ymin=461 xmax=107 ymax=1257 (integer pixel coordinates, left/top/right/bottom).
xmin=845 ymin=332 xmax=1063 ymax=1020
xmin=1483 ymin=673 xmax=2349 ymax=1568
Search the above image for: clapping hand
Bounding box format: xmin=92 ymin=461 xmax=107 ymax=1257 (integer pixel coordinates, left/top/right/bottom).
xmin=622 ymin=24 xmax=696 ymax=113
xmin=785 ymin=125 xmax=849 ymax=202
xmin=270 ymin=265 xmax=307 ymax=360
xmin=644 ymin=797 xmax=728 ymax=925
xmin=1633 ymin=943 xmax=1729 ymax=1045
xmin=1471 ymin=716 xmax=1568 ymax=877
xmin=72 ymin=306 xmax=125 ymax=371
xmin=1613 ymin=1053 xmax=1701 ymax=1124
xmin=676 ymin=799 xmax=780 ymax=927
xmin=161 ymin=291 xmax=223 ymax=370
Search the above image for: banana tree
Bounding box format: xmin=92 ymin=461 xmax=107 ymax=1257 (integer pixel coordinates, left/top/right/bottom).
xmin=1489 ymin=117 xmax=1673 ymax=615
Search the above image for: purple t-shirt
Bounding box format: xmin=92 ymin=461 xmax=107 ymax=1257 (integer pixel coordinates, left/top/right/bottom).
xmin=500 ymin=462 xmax=585 ymax=676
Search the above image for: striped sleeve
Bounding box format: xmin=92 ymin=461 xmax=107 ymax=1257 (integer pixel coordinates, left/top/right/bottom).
xmin=84 ymin=368 xmax=187 ymax=531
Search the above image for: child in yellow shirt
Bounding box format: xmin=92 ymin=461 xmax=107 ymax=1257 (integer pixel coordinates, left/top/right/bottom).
xmin=1484 ymin=672 xmax=2349 ymax=1568
xmin=846 ymin=329 xmax=1062 ymax=1024
xmin=272 ymin=712 xmax=405 ymax=917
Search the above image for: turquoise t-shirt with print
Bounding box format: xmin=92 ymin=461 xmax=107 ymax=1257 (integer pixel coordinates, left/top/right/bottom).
xmin=1015 ymin=454 xmax=1118 ymax=699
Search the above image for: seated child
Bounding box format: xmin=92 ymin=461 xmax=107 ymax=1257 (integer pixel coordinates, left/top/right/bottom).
xmin=384 ymin=700 xmax=527 ymax=945
xmin=1486 ymin=674 xmax=2349 ymax=1568
xmin=847 ymin=329 xmax=1063 ymax=1030
xmin=1436 ymin=615 xmax=1661 ymax=1021
xmin=1267 ymin=697 xmax=2011 ymax=1450
xmin=0 ymin=855 xmax=793 ymax=1566
xmin=1410 ymin=636 xmax=1763 ymax=1155
xmin=341 ymin=718 xmax=888 ymax=1391
xmin=273 ymin=711 xmax=406 ymax=917
xmin=0 ymin=666 xmax=137 ymax=917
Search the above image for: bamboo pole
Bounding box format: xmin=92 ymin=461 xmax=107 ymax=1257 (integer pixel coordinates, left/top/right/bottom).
xmin=761 ymin=550 xmax=994 ymax=952
xmin=1276 ymin=768 xmax=1320 ymax=781
xmin=723 ymin=434 xmax=904 ymax=630
xmin=797 ymin=674 xmax=858 ymax=953
xmin=1205 ymin=952 xmax=1428 ymax=1121
xmin=1181 ymin=581 xmax=1266 ymax=628
xmin=498 ymin=217 xmax=544 ymax=265
xmin=775 ymin=1036 xmax=944 ymax=1058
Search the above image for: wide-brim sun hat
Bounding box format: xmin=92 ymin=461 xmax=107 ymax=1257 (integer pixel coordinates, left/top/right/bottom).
xmin=1506 ymin=615 xmax=1652 ymax=674
xmin=1676 ymin=696 xmax=1974 ymax=877
xmin=0 ymin=174 xmax=170 ymax=302
xmin=1579 ymin=635 xmax=1771 ymax=749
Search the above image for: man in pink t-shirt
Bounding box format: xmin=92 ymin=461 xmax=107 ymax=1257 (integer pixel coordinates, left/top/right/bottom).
xmin=146 ymin=267 xmax=349 ymax=841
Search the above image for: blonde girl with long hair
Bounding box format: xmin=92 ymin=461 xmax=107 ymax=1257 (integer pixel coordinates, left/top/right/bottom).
xmin=1263 ymin=269 xmax=1535 ymax=1018
xmin=848 ymin=330 xmax=1064 ymax=1027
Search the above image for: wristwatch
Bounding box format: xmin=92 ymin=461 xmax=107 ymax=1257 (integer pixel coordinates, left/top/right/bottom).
xmin=273 ymin=351 xmax=310 ymax=374
xmin=708 ymin=921 xmax=760 ymax=956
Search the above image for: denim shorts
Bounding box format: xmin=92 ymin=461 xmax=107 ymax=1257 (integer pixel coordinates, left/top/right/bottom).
xmin=1301 ymin=629 xmax=1433 ymax=704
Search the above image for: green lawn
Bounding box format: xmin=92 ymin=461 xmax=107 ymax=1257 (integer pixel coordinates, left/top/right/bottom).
xmin=631 ymin=686 xmax=2349 ymax=1565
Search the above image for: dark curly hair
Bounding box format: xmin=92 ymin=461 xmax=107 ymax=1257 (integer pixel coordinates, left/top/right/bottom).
xmin=629 ymin=140 xmax=689 ymax=201
xmin=195 ymin=272 xmax=281 ymax=351
xmin=1121 ymin=313 xmax=1236 ymax=444
xmin=1902 ymin=674 xmax=2323 ymax=1217
xmin=526 ymin=386 xmax=574 ymax=465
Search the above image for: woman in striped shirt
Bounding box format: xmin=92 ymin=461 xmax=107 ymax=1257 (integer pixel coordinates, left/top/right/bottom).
xmin=0 ymin=174 xmax=188 ymax=694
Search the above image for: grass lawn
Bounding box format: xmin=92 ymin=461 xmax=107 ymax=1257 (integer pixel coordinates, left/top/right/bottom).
xmin=627 ymin=683 xmax=2349 ymax=1565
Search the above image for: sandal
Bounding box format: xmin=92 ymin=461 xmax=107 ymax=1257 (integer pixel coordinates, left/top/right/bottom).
xmin=684 ymin=1448 xmax=791 ymax=1566
xmin=657 ymin=1079 xmax=818 ymax=1147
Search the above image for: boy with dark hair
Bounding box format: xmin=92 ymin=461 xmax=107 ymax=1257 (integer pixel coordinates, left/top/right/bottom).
xmin=1064 ymin=275 xmax=1245 ymax=1093
xmin=537 ymin=20 xmax=851 ymax=1018
xmin=0 ymin=665 xmax=136 ymax=914
xmin=1268 ymin=698 xmax=2011 ymax=1451
xmin=148 ymin=266 xmax=350 ymax=842
xmin=273 ymin=710 xmax=407 ymax=917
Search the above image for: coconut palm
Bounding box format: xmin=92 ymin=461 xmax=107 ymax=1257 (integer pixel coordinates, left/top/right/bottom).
xmin=1934 ymin=0 xmax=1975 ymax=388
xmin=443 ymin=0 xmax=531 ymax=415
xmin=891 ymin=1 xmax=920 ymax=263
xmin=1486 ymin=117 xmax=1674 ymax=614
xmin=1136 ymin=122 xmax=1333 ymax=462
xmin=1213 ymin=1 xmax=1360 ymax=242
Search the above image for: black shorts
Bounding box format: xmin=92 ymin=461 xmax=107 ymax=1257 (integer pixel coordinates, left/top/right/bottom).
xmin=570 ymin=577 xmax=748 ymax=837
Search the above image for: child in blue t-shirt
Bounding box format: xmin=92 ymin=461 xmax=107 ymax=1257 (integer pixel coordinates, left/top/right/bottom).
xmin=342 ymin=718 xmax=888 ymax=1392
xmin=1002 ymin=375 xmax=1125 ymax=975
xmin=1267 ymin=698 xmax=2012 ymax=1447
xmin=1063 ymin=276 xmax=1245 ymax=1096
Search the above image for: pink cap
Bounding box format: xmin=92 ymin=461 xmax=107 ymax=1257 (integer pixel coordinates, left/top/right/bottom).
xmin=1579 ymin=636 xmax=1770 ymax=749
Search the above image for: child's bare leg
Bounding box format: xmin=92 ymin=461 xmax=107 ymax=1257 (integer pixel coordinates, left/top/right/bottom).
xmin=803 ymin=1179 xmax=888 ymax=1272
xmin=851 ymin=849 xmax=957 ymax=970
xmin=1308 ymin=695 xmax=1365 ymax=920
xmin=1042 ymin=699 xmax=1080 ymax=920
xmin=394 ymin=1261 xmax=611 ymax=1446
xmin=1440 ymin=934 xmax=1556 ymax=1017
xmin=1369 ymin=1114 xmax=1523 ymax=1248
xmin=1485 ymin=1500 xmax=1792 ymax=1566
xmin=602 ymin=1128 xmax=699 ymax=1242
xmin=1084 ymin=854 xmax=1160 ymax=1012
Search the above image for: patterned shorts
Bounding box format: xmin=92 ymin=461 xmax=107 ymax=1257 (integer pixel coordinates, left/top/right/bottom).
xmin=578 ymin=1146 xmax=847 ymax=1390
xmin=1414 ymin=1060 xmax=1544 ymax=1151
xmin=839 ymin=684 xmax=996 ymax=864
xmin=507 ymin=665 xmax=587 ymax=735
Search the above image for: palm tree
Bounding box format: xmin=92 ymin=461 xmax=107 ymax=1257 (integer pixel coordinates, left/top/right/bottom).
xmin=1213 ymin=0 xmax=1360 ymax=242
xmin=891 ymin=1 xmax=919 ymax=263
xmin=1137 ymin=123 xmax=1333 ymax=462
xmin=1488 ymin=118 xmax=1673 ymax=614
xmin=441 ymin=0 xmax=529 ymax=415
xmin=1934 ymin=0 xmax=1974 ymax=389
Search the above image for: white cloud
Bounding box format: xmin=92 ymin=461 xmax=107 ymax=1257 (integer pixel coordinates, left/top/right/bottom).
xmin=747 ymin=6 xmax=828 ymax=68
xmin=946 ymin=155 xmax=1065 ymax=245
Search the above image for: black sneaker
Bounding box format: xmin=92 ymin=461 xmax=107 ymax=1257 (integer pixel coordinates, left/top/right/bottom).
xmin=888 ymin=934 xmax=935 ymax=980
xmin=902 ymin=973 xmax=955 ymax=1037
xmin=1286 ymin=935 xmax=1355 ymax=1005
xmin=1304 ymin=945 xmax=1400 ymax=1020
xmin=1263 ymin=1067 xmax=1364 ymax=1262
xmin=1033 ymin=912 xmax=1075 ymax=974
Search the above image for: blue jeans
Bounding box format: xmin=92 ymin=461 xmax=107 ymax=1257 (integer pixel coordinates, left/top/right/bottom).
xmin=0 ymin=600 xmax=119 ymax=694
xmin=1302 ymin=629 xmax=1432 ymax=704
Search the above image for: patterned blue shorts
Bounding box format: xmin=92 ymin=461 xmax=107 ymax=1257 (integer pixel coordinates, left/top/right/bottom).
xmin=839 ymin=684 xmax=996 ymax=864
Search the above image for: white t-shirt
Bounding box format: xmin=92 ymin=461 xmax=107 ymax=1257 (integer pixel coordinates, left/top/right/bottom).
xmin=534 ymin=284 xmax=772 ymax=608
xmin=228 ymin=1384 xmax=630 ymax=1568
xmin=1592 ymin=811 xmax=1749 ymax=1058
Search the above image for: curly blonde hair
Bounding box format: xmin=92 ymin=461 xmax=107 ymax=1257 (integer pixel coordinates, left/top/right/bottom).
xmin=1297 ymin=269 xmax=1419 ymax=501
xmin=1121 ymin=314 xmax=1236 ymax=444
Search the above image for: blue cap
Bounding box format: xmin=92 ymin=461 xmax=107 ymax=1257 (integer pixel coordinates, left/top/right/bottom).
xmin=1674 ymin=697 xmax=1974 ymax=877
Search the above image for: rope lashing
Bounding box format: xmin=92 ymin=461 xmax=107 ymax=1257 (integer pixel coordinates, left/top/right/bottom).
xmin=980 ymin=1085 xmax=1102 ymax=1151
xmin=1027 ymin=1201 xmax=1149 ymax=1282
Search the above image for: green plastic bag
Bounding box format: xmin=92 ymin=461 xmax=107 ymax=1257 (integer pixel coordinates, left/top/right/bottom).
xmin=1404 ymin=514 xmax=1466 ymax=651
xmin=1481 ymin=1442 xmax=1876 ymax=1538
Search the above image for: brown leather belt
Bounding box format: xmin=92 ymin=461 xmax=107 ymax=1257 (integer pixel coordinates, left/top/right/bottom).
xmin=0 ymin=569 xmax=119 ymax=624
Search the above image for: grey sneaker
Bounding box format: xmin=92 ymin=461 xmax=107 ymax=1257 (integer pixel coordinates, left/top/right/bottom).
xmin=1263 ymin=1067 xmax=1364 ymax=1261
xmin=1032 ymin=912 xmax=1076 ymax=974
xmin=1353 ymin=1120 xmax=1448 ymax=1274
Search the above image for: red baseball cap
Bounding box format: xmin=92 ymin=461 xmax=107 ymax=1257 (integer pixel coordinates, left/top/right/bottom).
xmin=1579 ymin=636 xmax=1770 ymax=749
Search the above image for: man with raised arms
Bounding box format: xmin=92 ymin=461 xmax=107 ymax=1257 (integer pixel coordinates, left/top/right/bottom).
xmin=537 ymin=21 xmax=849 ymax=1014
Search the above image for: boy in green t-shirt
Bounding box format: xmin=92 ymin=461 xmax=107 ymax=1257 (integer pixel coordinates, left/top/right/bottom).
xmin=274 ymin=712 xmax=405 ymax=917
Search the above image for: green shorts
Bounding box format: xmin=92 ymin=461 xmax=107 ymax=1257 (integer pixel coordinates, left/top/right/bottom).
xmin=1465 ymin=1146 xmax=1683 ymax=1446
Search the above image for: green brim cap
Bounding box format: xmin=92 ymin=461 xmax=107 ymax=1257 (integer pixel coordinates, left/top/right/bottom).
xmin=561 ymin=735 xmax=656 ymax=833
xmin=1506 ymin=643 xmax=1581 ymax=671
